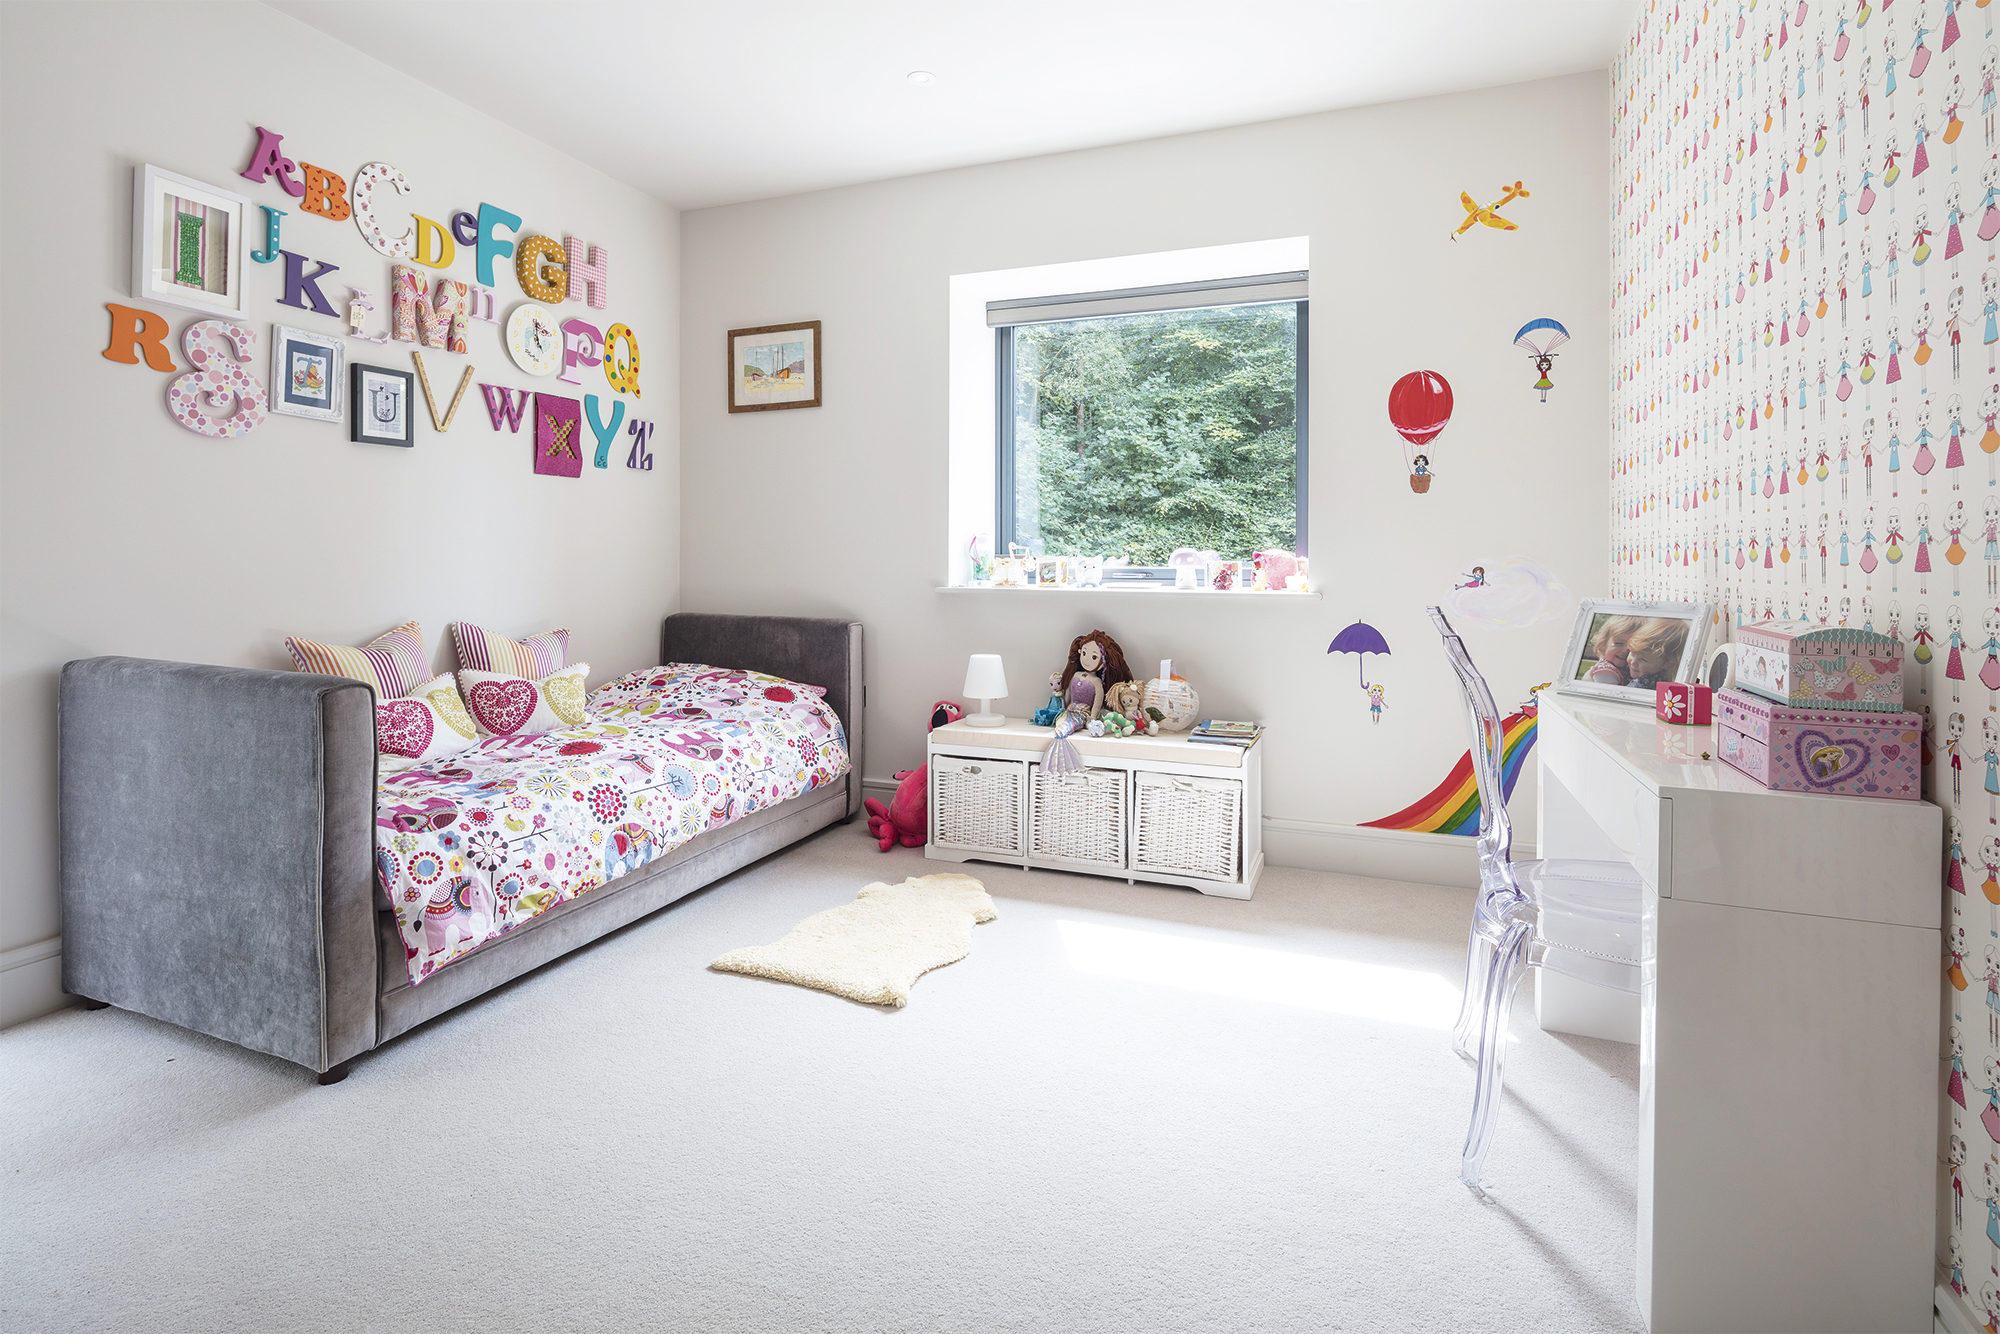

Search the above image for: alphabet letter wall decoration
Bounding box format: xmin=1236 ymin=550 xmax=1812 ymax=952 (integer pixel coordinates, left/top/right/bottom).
xmin=450 ymin=211 xmax=479 ymax=246
xmin=411 ymin=351 xmax=476 ymax=431
xmin=481 ymin=383 xmax=530 ymax=432
xmin=411 ymin=215 xmax=454 ymax=269
xmin=533 ymin=392 xmax=583 ymax=478
xmin=563 ymin=237 xmax=609 ymax=308
xmin=276 ymin=249 xmax=342 ymax=317
xmin=625 ymin=418 xmax=655 ymax=471
xmin=238 ymin=126 xmax=304 ymax=197
xmin=391 ymin=265 xmax=469 ymax=351
xmin=345 ymin=287 xmax=390 ymax=344
xmin=465 ymin=286 xmax=497 ymax=324
xmin=102 ymin=303 xmax=177 ymax=371
xmin=166 ymin=320 xmax=267 ymax=437
xmin=515 ymin=235 xmax=568 ymax=304
xmin=558 ymin=318 xmax=602 ymax=386
xmin=603 ymin=323 xmax=640 ymax=397
xmin=297 ymin=163 xmax=350 ymax=221
xmin=350 ymin=163 xmax=416 ymax=258
xmin=584 ymin=394 xmax=625 ymax=468
xmin=250 ymin=205 xmax=286 ymax=263
xmin=474 ymin=203 xmax=520 ymax=287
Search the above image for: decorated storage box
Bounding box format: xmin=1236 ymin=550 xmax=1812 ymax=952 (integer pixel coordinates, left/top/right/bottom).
xmin=1715 ymin=688 xmax=1921 ymax=801
xmin=1731 ymin=620 xmax=1905 ymax=713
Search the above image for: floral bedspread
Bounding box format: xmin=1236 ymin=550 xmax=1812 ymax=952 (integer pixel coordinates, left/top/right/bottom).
xmin=374 ymin=664 xmax=848 ymax=987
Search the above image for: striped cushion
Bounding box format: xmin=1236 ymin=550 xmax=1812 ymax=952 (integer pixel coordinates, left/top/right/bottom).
xmin=285 ymin=620 xmax=430 ymax=699
xmin=452 ymin=622 xmax=570 ymax=678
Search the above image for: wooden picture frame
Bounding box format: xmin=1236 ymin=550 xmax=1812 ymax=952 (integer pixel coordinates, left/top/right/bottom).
xmin=728 ymin=320 xmax=821 ymax=412
xmin=131 ymin=164 xmax=249 ymax=318
xmin=350 ymin=363 xmax=415 ymax=447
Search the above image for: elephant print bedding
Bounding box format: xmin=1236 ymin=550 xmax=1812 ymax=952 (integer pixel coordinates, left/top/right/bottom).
xmin=374 ymin=664 xmax=848 ymax=986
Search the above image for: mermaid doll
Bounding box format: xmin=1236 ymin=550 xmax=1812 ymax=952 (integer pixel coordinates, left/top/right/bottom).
xmin=1042 ymin=629 xmax=1132 ymax=775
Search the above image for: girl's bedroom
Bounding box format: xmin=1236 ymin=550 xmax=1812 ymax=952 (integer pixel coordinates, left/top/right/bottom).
xmin=0 ymin=2 xmax=1976 ymax=1331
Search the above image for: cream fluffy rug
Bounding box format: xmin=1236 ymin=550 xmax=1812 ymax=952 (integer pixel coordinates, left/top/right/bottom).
xmin=709 ymin=873 xmax=996 ymax=1007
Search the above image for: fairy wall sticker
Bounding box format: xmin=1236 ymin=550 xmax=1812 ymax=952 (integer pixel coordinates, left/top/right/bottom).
xmin=1609 ymin=0 xmax=1999 ymax=1301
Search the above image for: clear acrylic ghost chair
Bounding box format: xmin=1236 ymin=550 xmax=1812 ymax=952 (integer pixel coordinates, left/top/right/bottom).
xmin=1428 ymin=606 xmax=1650 ymax=1192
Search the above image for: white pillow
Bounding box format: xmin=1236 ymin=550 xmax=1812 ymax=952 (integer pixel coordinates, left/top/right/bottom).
xmin=375 ymin=673 xmax=481 ymax=766
xmin=457 ymin=662 xmax=592 ymax=737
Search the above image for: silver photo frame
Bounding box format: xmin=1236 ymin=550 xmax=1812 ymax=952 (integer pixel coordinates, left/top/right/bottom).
xmin=1555 ymin=598 xmax=1712 ymax=705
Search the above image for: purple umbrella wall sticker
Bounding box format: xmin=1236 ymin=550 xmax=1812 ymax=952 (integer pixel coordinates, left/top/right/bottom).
xmin=1328 ymin=622 xmax=1392 ymax=725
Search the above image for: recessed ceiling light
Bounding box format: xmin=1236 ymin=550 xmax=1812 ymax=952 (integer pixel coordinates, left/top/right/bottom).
xmin=907 ymin=70 xmax=936 ymax=85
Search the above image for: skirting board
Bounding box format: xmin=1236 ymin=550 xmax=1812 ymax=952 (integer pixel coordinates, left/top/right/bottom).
xmin=863 ymin=778 xmax=1521 ymax=891
xmin=1937 ymin=1282 xmax=1983 ymax=1334
xmin=0 ymin=936 xmax=69 ymax=1030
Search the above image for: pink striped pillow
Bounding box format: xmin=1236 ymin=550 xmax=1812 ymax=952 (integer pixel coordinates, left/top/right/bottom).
xmin=285 ymin=620 xmax=430 ymax=699
xmin=452 ymin=622 xmax=570 ymax=678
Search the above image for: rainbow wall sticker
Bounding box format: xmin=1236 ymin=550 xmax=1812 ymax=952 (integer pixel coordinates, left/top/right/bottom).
xmin=1361 ymin=707 xmax=1538 ymax=835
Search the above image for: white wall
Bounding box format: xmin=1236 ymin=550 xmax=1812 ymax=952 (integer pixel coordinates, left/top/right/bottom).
xmin=0 ymin=2 xmax=681 ymax=1025
xmin=678 ymin=73 xmax=1609 ymax=880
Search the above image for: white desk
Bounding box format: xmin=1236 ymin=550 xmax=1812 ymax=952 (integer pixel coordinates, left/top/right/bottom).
xmin=1535 ymin=692 xmax=1940 ymax=1334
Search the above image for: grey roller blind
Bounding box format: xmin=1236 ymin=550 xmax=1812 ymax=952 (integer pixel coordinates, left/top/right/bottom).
xmin=986 ymin=271 xmax=1308 ymax=327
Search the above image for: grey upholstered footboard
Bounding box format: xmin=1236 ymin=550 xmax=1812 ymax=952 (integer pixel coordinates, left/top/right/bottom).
xmin=661 ymin=612 xmax=865 ymax=819
xmin=59 ymin=658 xmax=379 ymax=1074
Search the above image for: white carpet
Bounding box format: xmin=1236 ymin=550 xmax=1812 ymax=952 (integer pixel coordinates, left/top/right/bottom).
xmin=0 ymin=825 xmax=1643 ymax=1333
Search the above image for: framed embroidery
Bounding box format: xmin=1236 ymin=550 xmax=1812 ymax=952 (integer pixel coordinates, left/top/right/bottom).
xmin=728 ymin=319 xmax=820 ymax=412
xmin=270 ymin=324 xmax=345 ymax=423
xmin=131 ymin=164 xmax=250 ymax=318
xmin=350 ymin=362 xmax=415 ymax=447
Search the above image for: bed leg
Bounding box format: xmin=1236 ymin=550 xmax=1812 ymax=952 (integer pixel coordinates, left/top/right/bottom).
xmin=316 ymin=1061 xmax=351 ymax=1086
xmin=77 ymin=998 xmax=110 ymax=1011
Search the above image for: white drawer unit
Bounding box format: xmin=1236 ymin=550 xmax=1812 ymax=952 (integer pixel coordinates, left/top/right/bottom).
xmin=929 ymin=755 xmax=1026 ymax=856
xmin=925 ymin=718 xmax=1262 ymax=899
xmin=1132 ymin=771 xmax=1241 ymax=884
xmin=1028 ymin=763 xmax=1127 ymax=871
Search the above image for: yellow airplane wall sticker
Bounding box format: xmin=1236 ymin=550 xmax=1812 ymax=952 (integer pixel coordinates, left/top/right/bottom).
xmin=1450 ymin=181 xmax=1531 ymax=241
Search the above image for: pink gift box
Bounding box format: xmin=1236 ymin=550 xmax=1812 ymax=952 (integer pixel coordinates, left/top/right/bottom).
xmin=1656 ymin=681 xmax=1713 ymax=725
xmin=1732 ymin=620 xmax=1905 ymax=714
xmin=1715 ymin=688 xmax=1921 ymax=801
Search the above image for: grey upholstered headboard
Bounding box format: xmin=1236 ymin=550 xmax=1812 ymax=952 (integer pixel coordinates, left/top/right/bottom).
xmin=659 ymin=613 xmax=863 ymax=817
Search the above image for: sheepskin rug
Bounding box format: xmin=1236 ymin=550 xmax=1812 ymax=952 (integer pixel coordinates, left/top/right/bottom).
xmin=710 ymin=873 xmax=996 ymax=1007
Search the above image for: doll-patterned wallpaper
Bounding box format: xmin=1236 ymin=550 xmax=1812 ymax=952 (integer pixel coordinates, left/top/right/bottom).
xmin=1611 ymin=0 xmax=1998 ymax=1311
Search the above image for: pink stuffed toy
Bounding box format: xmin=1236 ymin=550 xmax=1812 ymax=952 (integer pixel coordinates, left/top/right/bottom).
xmin=864 ymin=700 xmax=962 ymax=850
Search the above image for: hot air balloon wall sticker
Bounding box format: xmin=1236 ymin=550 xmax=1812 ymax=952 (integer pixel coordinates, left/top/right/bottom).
xmin=1514 ymin=318 xmax=1571 ymax=402
xmin=1388 ymin=370 xmax=1453 ymax=494
xmin=1328 ymin=621 xmax=1392 ymax=723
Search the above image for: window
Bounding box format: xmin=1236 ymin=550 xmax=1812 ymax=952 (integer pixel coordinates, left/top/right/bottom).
xmin=992 ymin=273 xmax=1306 ymax=579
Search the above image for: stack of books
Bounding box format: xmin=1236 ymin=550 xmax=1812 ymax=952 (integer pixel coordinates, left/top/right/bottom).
xmin=1188 ymin=719 xmax=1263 ymax=748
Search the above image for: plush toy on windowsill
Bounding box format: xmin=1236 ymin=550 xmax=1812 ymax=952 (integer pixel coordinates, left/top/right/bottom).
xmin=863 ymin=700 xmax=964 ymax=851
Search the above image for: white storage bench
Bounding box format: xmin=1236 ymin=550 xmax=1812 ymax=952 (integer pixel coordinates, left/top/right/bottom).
xmin=924 ymin=718 xmax=1262 ymax=898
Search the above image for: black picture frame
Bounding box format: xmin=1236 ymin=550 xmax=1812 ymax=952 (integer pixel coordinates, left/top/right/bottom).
xmin=350 ymin=363 xmax=415 ymax=447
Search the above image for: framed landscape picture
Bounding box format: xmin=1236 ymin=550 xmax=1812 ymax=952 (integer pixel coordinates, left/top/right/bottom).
xmin=270 ymin=325 xmax=345 ymax=423
xmin=728 ymin=320 xmax=820 ymax=412
xmin=350 ymin=363 xmax=414 ymax=447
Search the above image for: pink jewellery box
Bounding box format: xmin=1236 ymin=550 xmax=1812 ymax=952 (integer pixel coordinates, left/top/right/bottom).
xmin=1715 ymin=688 xmax=1921 ymax=800
xmin=1732 ymin=620 xmax=1905 ymax=713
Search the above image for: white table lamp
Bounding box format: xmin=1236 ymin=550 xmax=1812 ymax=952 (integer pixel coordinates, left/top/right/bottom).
xmin=963 ymin=654 xmax=1008 ymax=727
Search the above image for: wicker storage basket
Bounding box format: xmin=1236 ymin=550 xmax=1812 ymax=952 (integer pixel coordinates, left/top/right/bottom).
xmin=930 ymin=755 xmax=1025 ymax=855
xmin=1029 ymin=764 xmax=1127 ymax=868
xmin=1132 ymin=771 xmax=1242 ymax=882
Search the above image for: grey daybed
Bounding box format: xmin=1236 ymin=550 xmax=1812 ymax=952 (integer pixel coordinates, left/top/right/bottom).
xmin=58 ymin=612 xmax=862 ymax=1083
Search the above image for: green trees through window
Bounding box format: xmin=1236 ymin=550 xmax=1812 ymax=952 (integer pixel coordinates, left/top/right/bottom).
xmin=1007 ymin=301 xmax=1300 ymax=566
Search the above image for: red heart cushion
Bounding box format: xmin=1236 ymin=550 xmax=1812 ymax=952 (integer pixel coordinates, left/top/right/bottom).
xmin=468 ymin=678 xmax=538 ymax=734
xmin=378 ymin=700 xmax=436 ymax=758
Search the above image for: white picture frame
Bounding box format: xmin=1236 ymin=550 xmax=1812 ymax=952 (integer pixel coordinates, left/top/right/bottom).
xmin=1555 ymin=598 xmax=1712 ymax=705
xmin=131 ymin=164 xmax=249 ymax=318
xmin=269 ymin=324 xmax=346 ymax=423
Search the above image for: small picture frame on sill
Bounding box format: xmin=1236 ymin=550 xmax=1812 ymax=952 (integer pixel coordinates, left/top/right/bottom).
xmin=1555 ymin=598 xmax=1711 ymax=706
xmin=728 ymin=320 xmax=820 ymax=412
xmin=270 ymin=325 xmax=345 ymax=423
xmin=131 ymin=164 xmax=250 ymax=318
xmin=350 ymin=363 xmax=414 ymax=447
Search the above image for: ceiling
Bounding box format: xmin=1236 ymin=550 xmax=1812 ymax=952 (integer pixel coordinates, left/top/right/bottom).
xmin=269 ymin=1 xmax=1633 ymax=212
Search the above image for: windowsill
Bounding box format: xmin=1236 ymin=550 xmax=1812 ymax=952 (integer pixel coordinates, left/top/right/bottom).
xmin=937 ymin=584 xmax=1322 ymax=600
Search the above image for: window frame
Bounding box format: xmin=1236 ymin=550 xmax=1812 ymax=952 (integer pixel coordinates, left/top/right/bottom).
xmin=993 ymin=296 xmax=1309 ymax=577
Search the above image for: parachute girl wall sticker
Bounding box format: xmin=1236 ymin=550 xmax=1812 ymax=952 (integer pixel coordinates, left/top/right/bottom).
xmin=1514 ymin=318 xmax=1572 ymax=402
xmin=1389 ymin=370 xmax=1453 ymax=493
xmin=1450 ymin=180 xmax=1532 ymax=241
